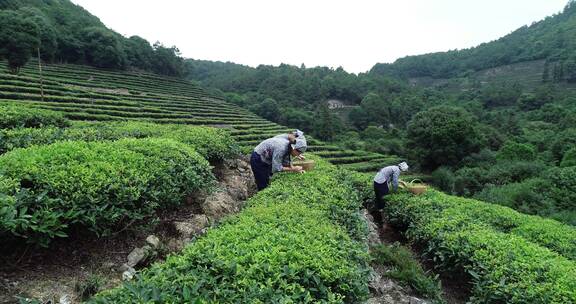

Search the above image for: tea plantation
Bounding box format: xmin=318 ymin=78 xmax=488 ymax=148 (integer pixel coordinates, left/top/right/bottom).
xmin=352 ymin=173 xmax=576 ymax=304
xmin=0 ymin=59 xmax=399 ymax=171
xmin=3 ymin=60 xmax=574 ymax=303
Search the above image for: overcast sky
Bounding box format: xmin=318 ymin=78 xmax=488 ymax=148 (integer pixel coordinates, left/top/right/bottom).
xmin=70 ymin=0 xmax=568 ymax=74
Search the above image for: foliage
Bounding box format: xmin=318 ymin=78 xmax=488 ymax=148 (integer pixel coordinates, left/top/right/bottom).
xmin=385 ymin=189 xmax=576 ymax=303
xmin=371 ymin=244 xmax=444 ymax=302
xmin=431 ymin=167 xmax=455 ymax=194
xmin=496 ymin=141 xmax=537 ymax=161
xmin=0 ymin=10 xmax=39 ymax=72
xmin=0 ymin=121 xmax=239 ymax=161
xmin=545 ymin=166 xmax=576 ymax=212
xmin=91 ymin=158 xmax=370 ymax=303
xmin=0 ymin=103 xmax=69 ymax=129
xmin=560 ymin=148 xmax=576 ymax=167
xmin=76 ymin=274 xmax=105 ymax=301
xmin=0 ymin=138 xmax=214 ymax=246
xmin=406 ymin=106 xmax=485 ymax=170
xmin=82 ymin=27 xmax=126 ymax=69
xmin=0 ymin=1 xmax=186 ymax=75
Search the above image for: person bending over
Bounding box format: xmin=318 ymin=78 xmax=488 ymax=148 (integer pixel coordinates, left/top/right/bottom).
xmin=250 ymin=130 xmax=307 ymax=191
xmin=373 ymin=161 xmax=409 ymax=210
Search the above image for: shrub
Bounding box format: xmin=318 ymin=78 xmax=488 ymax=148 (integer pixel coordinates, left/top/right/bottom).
xmin=0 ymin=103 xmax=69 ymax=129
xmin=545 ymin=166 xmax=576 ymax=212
xmin=91 ymin=157 xmax=370 ymax=303
xmin=0 ymin=122 xmax=239 ymax=160
xmin=431 ymin=167 xmax=455 ymax=193
xmin=0 ymin=138 xmax=214 ymax=246
xmin=406 ymin=106 xmax=485 ymax=170
xmin=496 ymin=141 xmax=536 ymax=161
xmin=560 ymin=148 xmax=576 ymax=167
xmin=385 ymin=190 xmax=576 ymax=303
xmin=474 ymin=178 xmax=554 ymax=216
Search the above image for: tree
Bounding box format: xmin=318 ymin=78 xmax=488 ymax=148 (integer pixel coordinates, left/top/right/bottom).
xmin=250 ymin=98 xmax=281 ymax=122
xmin=313 ymin=103 xmax=343 ymax=140
xmin=82 ymin=27 xmax=126 ymax=69
xmin=280 ymin=108 xmax=314 ymax=132
xmin=124 ymin=36 xmax=154 ymax=71
xmin=406 ymin=106 xmax=486 ymax=170
xmin=359 ymin=93 xmax=390 ymax=126
xmin=496 ymin=141 xmax=537 ymax=161
xmin=0 ymin=10 xmax=39 ymax=73
xmin=18 ymin=7 xmax=58 ymax=62
xmin=348 ymin=107 xmax=371 ymax=130
xmin=152 ymin=42 xmax=184 ymax=77
xmin=560 ymin=148 xmax=576 ymax=167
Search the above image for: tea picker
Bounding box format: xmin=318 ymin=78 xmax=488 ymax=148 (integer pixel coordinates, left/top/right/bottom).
xmin=373 ymin=161 xmax=409 ymax=212
xmin=250 ymin=130 xmax=308 ymax=191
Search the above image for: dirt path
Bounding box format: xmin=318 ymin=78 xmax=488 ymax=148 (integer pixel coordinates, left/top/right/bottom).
xmin=365 ymin=209 xmax=469 ymax=304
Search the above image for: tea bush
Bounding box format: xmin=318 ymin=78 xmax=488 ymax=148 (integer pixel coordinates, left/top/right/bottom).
xmin=0 ymin=103 xmax=69 ymax=129
xmin=385 ymin=190 xmax=576 ymax=303
xmin=91 ymin=157 xmax=370 ymax=303
xmin=0 ymin=121 xmax=239 ymax=160
xmin=0 ymin=138 xmax=214 ymax=246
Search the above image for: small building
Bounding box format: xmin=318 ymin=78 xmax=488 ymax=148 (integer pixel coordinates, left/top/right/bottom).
xmin=326 ymin=99 xmax=346 ymax=109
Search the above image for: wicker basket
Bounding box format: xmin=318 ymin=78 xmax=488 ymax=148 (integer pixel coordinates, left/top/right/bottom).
xmin=293 ymin=160 xmax=316 ymax=171
xmin=404 ymin=179 xmax=428 ymax=195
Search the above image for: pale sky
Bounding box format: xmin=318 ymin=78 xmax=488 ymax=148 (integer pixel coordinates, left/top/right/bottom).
xmin=70 ymin=0 xmax=568 ymax=74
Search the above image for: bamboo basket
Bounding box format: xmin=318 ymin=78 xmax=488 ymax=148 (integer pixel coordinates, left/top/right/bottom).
xmin=293 ymin=160 xmax=316 ymax=171
xmin=400 ymin=179 xmax=428 ymax=195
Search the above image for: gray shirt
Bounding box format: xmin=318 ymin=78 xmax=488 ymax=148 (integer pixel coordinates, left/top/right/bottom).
xmin=254 ymin=137 xmax=291 ymax=173
xmin=374 ymin=165 xmax=400 ymax=191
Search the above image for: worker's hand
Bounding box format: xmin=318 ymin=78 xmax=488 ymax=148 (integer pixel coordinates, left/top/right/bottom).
xmin=293 ymin=165 xmax=303 ymax=172
xmin=296 ymin=154 xmax=306 ymax=160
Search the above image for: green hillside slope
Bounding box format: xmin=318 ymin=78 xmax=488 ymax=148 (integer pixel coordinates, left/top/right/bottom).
xmin=0 ymin=59 xmax=400 ymax=171
xmin=371 ymin=1 xmax=576 ymax=82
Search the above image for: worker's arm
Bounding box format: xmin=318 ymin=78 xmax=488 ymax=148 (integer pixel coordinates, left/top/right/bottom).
xmin=272 ymin=149 xmax=303 ymax=173
xmin=392 ymin=169 xmax=400 ymax=191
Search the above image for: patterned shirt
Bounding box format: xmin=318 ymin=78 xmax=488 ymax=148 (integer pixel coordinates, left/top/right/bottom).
xmin=374 ymin=165 xmax=400 ymax=190
xmin=254 ymin=137 xmax=291 ymax=173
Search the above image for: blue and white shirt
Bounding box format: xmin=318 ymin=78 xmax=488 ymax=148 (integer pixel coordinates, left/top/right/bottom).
xmin=254 ymin=137 xmax=291 ymax=173
xmin=374 ymin=165 xmax=400 ymax=191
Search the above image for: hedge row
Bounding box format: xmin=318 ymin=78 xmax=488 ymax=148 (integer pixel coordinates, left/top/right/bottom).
xmin=91 ymin=157 xmax=370 ymax=303
xmin=32 ymin=104 xmax=265 ymax=121
xmin=0 ymin=121 xmax=239 ymax=161
xmin=0 ymin=103 xmax=69 ymax=129
xmin=340 ymin=158 xmax=401 ymax=172
xmin=327 ymin=155 xmax=385 ymax=165
xmin=385 ymin=189 xmax=576 ymax=303
xmin=388 ymin=190 xmax=576 ymax=261
xmin=0 ymin=138 xmax=214 ymax=247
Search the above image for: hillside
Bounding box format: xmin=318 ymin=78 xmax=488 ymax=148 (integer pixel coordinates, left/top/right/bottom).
xmin=371 ymin=1 xmax=576 ymax=82
xmin=0 ymin=59 xmax=400 ymax=172
xmin=0 ymin=0 xmax=185 ymax=75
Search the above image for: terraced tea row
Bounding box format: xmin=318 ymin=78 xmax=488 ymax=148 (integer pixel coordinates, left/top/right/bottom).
xmin=0 ymin=60 xmax=401 ymax=172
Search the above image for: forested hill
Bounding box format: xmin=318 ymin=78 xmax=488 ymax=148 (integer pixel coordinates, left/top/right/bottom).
xmin=0 ymin=0 xmax=184 ymax=76
xmin=370 ymin=0 xmax=576 ymax=81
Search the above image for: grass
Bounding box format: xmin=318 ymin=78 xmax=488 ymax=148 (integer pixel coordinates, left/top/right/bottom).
xmin=371 ymin=243 xmax=444 ymax=302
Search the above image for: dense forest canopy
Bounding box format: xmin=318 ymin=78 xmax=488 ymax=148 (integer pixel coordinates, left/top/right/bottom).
xmin=0 ymin=0 xmax=184 ymax=76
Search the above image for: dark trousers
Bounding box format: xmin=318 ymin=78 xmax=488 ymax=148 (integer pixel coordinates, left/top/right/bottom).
xmin=251 ymin=152 xmax=272 ymax=191
xmin=374 ymin=181 xmax=389 ymax=210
